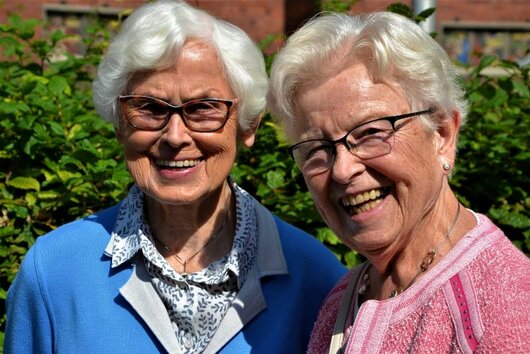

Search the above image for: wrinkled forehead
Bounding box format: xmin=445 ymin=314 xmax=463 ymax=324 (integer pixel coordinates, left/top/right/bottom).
xmin=289 ymin=61 xmax=408 ymax=142
xmin=125 ymin=40 xmax=228 ymax=93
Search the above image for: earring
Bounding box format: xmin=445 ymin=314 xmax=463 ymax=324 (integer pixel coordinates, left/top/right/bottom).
xmin=442 ymin=161 xmax=451 ymax=171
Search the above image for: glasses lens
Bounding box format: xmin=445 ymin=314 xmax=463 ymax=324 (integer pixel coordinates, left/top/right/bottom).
xmin=123 ymin=97 xmax=169 ymax=130
xmin=347 ymin=119 xmax=394 ymax=159
xmin=182 ymin=100 xmax=229 ymax=132
xmin=293 ymin=141 xmax=333 ymax=174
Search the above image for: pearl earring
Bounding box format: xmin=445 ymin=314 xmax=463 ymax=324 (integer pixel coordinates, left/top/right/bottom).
xmin=442 ymin=161 xmax=451 ymax=171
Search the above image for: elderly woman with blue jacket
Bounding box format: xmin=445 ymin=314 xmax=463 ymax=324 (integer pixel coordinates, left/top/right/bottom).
xmin=4 ymin=1 xmax=345 ymax=353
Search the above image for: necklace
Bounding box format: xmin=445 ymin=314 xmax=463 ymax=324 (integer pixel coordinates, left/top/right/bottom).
xmin=152 ymin=208 xmax=229 ymax=274
xmin=359 ymin=202 xmax=461 ymax=298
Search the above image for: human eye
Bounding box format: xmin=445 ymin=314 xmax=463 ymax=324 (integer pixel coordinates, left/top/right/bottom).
xmin=184 ymin=100 xmax=225 ymax=119
xmin=296 ymin=141 xmax=331 ymax=171
xmin=128 ymin=98 xmax=168 ymax=119
xmin=349 ymin=119 xmax=393 ymax=143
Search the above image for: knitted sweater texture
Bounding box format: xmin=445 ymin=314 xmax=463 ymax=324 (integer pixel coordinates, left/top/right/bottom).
xmin=309 ymin=213 xmax=530 ymax=353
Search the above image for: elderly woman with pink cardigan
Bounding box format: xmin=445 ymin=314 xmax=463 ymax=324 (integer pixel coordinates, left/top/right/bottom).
xmin=268 ymin=11 xmax=530 ymax=353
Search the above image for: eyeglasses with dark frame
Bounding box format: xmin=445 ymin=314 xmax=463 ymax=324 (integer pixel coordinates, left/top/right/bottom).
xmin=118 ymin=95 xmax=237 ymax=132
xmin=289 ymin=108 xmax=435 ymax=175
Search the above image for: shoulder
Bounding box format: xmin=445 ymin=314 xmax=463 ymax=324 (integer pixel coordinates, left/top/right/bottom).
xmin=17 ymin=204 xmax=120 ymax=278
xmin=273 ymin=216 xmax=319 ymax=244
xmin=9 ymin=203 xmax=124 ymax=302
xmin=468 ymin=233 xmax=530 ymax=296
xmin=468 ymin=213 xmax=530 ymax=282
xmin=252 ymin=200 xmax=346 ymax=289
xmin=252 ymin=199 xmax=345 ymax=269
xmin=462 ymin=215 xmax=530 ymax=349
xmin=272 ymin=215 xmax=337 ymax=258
xmin=32 ymin=204 xmax=119 ymax=251
xmin=273 ymin=215 xmax=347 ymax=279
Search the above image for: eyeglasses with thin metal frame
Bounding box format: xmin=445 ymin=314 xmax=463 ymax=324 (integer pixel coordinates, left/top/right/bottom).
xmin=289 ymin=108 xmax=435 ymax=175
xmin=118 ymin=95 xmax=237 ymax=132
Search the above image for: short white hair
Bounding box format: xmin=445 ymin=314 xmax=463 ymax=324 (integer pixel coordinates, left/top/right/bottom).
xmin=93 ymin=0 xmax=268 ymax=132
xmin=268 ymin=12 xmax=468 ymax=138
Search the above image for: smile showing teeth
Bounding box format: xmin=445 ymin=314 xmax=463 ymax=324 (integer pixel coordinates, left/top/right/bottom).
xmin=156 ymin=159 xmax=200 ymax=168
xmin=342 ymin=187 xmax=388 ymax=214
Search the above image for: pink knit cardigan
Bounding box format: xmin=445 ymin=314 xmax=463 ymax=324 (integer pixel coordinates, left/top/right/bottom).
xmin=308 ymin=213 xmax=530 ymax=353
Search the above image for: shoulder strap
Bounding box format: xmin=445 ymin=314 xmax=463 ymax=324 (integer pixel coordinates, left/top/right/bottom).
xmin=328 ymin=263 xmax=368 ymax=354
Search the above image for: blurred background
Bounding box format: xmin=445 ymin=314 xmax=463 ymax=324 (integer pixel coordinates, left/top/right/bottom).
xmin=1 ymin=0 xmax=529 ymax=66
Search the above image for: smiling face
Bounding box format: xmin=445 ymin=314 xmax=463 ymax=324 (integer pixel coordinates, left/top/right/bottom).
xmin=116 ymin=40 xmax=256 ymax=208
xmin=292 ymin=61 xmax=453 ymax=261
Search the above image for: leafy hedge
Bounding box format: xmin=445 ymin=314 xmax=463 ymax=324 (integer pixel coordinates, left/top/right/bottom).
xmin=0 ymin=15 xmax=133 ymax=345
xmin=0 ymin=5 xmax=528 ymax=347
xmin=452 ymin=57 xmax=530 ymax=251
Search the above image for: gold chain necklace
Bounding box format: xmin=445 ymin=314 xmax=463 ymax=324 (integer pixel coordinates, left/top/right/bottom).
xmin=359 ymin=202 xmax=461 ymax=298
xmin=152 ymin=208 xmax=229 ymax=274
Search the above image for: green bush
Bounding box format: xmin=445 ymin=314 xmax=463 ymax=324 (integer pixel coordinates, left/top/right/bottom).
xmin=0 ymin=5 xmax=528 ymax=348
xmin=453 ymin=57 xmax=530 ymax=253
xmin=0 ymin=15 xmax=133 ymax=343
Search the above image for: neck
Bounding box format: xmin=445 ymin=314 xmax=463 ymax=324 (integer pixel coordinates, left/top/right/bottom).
xmin=145 ymin=181 xmax=235 ymax=261
xmin=368 ymin=194 xmax=464 ymax=300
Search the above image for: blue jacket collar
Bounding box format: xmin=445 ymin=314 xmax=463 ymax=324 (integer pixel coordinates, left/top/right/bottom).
xmin=114 ymin=199 xmax=287 ymax=353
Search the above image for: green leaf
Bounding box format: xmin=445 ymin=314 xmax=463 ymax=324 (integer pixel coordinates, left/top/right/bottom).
xmin=0 ymin=36 xmax=24 ymax=57
xmin=67 ymin=123 xmax=83 ymax=140
xmin=50 ymin=29 xmax=68 ymax=45
xmin=490 ymin=89 xmax=509 ymax=107
xmin=489 ymin=208 xmax=530 ymax=229
xmin=344 ymin=250 xmax=363 ymax=268
xmin=37 ymin=191 xmax=61 ymax=199
xmin=386 ymin=3 xmax=414 ymax=19
xmin=0 ymin=100 xmax=20 ymax=115
xmin=514 ymin=151 xmax=530 ymax=161
xmin=48 ymin=121 xmax=65 ymax=137
xmin=25 ymin=192 xmax=37 ymax=207
xmin=48 ymin=76 xmax=71 ymax=96
xmin=477 ymin=55 xmax=497 ymax=74
xmin=513 ymin=81 xmax=529 ymax=97
xmin=415 ymin=8 xmax=436 ymax=23
xmin=23 ymin=136 xmax=40 ymax=156
xmin=111 ymin=169 xmax=133 ymax=184
xmin=9 ymin=205 xmax=29 ymax=219
xmin=316 ymin=227 xmax=341 ymax=245
xmin=57 ymin=170 xmax=78 ymax=183
xmin=7 ymin=177 xmax=40 ymax=191
xmin=320 ymin=0 xmax=357 ymax=12
xmin=0 ymin=226 xmax=17 ymax=238
xmin=265 ymin=170 xmax=285 ymax=189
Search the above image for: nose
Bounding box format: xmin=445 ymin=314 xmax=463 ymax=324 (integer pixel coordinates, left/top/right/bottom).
xmin=331 ymin=144 xmax=365 ymax=184
xmin=162 ymin=112 xmax=193 ymax=147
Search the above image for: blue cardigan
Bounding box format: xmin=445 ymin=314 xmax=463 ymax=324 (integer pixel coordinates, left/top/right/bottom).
xmin=5 ymin=201 xmax=346 ymax=353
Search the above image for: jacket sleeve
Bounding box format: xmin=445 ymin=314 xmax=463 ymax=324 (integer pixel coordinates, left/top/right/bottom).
xmin=4 ymin=245 xmax=53 ymax=354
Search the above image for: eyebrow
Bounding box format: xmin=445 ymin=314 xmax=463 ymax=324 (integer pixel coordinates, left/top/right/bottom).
xmin=125 ymin=94 xmax=225 ymax=105
xmin=126 ymin=94 xmax=171 ymax=102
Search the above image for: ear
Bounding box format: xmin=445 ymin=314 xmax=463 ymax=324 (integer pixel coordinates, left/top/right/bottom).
xmin=239 ymin=113 xmax=263 ymax=148
xmin=435 ymin=110 xmax=461 ymax=163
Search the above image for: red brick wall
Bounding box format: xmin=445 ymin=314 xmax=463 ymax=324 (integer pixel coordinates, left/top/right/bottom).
xmin=349 ymin=0 xmax=530 ymax=21
xmin=193 ymin=0 xmax=284 ymax=42
xmin=0 ymin=0 xmax=285 ymax=43
xmin=348 ymin=0 xmax=530 ymax=33
xmin=2 ymin=1 xmax=140 ymax=21
xmin=1 ymin=0 xmax=528 ymax=46
xmin=436 ymin=0 xmax=529 ymax=23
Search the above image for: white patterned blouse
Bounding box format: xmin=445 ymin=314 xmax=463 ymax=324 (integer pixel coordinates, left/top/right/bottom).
xmin=109 ymin=180 xmax=258 ymax=353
